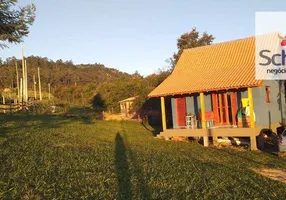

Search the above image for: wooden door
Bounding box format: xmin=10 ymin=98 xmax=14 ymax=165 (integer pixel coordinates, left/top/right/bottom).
xmin=176 ymin=97 xmax=186 ymax=126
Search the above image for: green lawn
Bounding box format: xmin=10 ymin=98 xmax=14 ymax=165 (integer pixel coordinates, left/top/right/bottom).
xmin=0 ymin=114 xmax=285 ymax=199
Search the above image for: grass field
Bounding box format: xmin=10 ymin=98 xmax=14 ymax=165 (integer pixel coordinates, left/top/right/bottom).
xmin=0 ymin=114 xmax=285 ymax=199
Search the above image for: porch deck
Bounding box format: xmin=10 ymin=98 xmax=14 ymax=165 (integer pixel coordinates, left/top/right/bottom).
xmin=159 ymin=127 xmax=259 ymax=150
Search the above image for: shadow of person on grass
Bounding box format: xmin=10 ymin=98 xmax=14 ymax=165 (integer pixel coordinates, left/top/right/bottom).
xmin=122 ymin=131 xmax=151 ymax=200
xmin=115 ymin=133 xmax=132 ymax=200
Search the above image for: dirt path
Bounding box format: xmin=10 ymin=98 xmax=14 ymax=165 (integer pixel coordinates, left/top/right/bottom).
xmin=252 ymin=168 xmax=286 ymax=184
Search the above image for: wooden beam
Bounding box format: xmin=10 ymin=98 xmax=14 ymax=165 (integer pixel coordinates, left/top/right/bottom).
xmin=219 ymin=93 xmax=223 ymax=124
xmin=161 ymin=97 xmax=167 ymax=131
xmin=224 ymin=93 xmax=229 ymax=125
xmin=200 ymin=93 xmax=206 ymax=129
xmin=248 ymin=88 xmax=255 ymax=128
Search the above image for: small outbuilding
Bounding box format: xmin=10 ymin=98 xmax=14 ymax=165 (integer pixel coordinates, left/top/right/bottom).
xmin=119 ymin=96 xmax=137 ymax=117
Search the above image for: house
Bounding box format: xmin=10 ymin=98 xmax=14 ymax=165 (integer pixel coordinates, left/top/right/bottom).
xmin=119 ymin=96 xmax=137 ymax=117
xmin=148 ymin=33 xmax=286 ymax=150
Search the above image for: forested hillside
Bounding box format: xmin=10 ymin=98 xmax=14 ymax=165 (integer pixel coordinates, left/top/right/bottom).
xmin=0 ymin=56 xmax=169 ymax=112
xmin=0 ymin=56 xmax=131 ymax=89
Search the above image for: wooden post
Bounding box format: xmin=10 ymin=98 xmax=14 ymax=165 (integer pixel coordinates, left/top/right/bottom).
xmin=200 ymin=93 xmax=206 ymax=129
xmin=231 ymin=92 xmax=237 ymax=125
xmin=250 ymin=135 xmax=258 ymax=150
xmin=38 ymin=67 xmax=42 ymax=101
xmin=160 ymin=97 xmax=167 ymax=131
xmin=21 ymin=46 xmax=25 ymax=103
xmin=200 ymin=93 xmax=208 ymax=146
xmin=219 ymin=93 xmax=223 ymax=124
xmin=2 ymin=96 xmax=5 ymax=114
xmin=213 ymin=134 xmax=218 ymax=145
xmin=33 ymin=75 xmax=37 ymax=100
xmin=250 ymin=128 xmax=258 ymax=150
xmin=25 ymin=59 xmax=28 ymax=102
xmin=279 ymin=80 xmax=284 ymax=126
xmin=203 ymin=134 xmax=209 ymax=147
xmin=212 ymin=93 xmax=219 ymax=124
xmin=224 ymin=93 xmax=229 ymax=125
xmin=248 ymin=87 xmax=255 ymax=128
xmin=20 ymin=78 xmax=23 ymax=103
xmin=81 ymin=93 xmax=84 ymax=106
xmin=48 ymin=83 xmax=51 ymax=100
xmin=15 ymin=63 xmax=20 ymax=99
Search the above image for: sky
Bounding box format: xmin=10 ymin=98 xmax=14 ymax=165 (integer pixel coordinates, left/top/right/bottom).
xmin=1 ymin=0 xmax=286 ymax=76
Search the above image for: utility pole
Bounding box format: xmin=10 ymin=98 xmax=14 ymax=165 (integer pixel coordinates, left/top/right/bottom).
xmin=38 ymin=67 xmax=42 ymax=101
xmin=33 ymin=75 xmax=37 ymax=100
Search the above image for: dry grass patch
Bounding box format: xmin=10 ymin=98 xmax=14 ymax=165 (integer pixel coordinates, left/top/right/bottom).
xmin=252 ymin=168 xmax=286 ymax=184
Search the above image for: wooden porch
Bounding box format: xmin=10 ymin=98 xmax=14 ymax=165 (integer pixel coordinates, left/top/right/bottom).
xmin=159 ymin=88 xmax=258 ymax=150
xmin=158 ymin=127 xmax=259 ymax=150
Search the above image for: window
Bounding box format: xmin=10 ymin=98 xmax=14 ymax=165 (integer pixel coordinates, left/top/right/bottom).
xmin=266 ymin=86 xmax=271 ymax=103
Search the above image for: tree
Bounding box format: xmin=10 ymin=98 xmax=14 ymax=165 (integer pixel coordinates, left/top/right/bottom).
xmin=169 ymin=27 xmax=215 ymax=68
xmin=91 ymin=94 xmax=106 ymax=110
xmin=0 ymin=0 xmax=36 ymax=48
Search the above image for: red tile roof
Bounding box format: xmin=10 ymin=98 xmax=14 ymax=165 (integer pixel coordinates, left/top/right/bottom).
xmin=148 ymin=33 xmax=279 ymax=97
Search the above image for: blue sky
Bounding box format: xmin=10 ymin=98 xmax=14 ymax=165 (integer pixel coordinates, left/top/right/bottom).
xmin=1 ymin=0 xmax=285 ymax=76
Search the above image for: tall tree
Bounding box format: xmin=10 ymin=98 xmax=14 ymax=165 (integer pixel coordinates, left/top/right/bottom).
xmin=169 ymin=27 xmax=215 ymax=68
xmin=0 ymin=0 xmax=36 ymax=48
